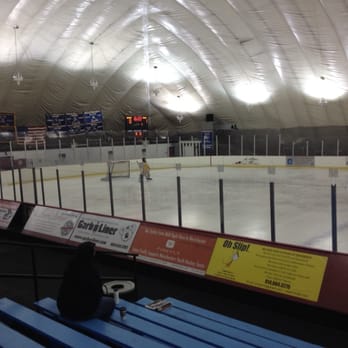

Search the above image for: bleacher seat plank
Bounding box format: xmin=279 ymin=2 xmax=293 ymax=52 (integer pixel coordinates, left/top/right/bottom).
xmin=137 ymin=297 xmax=290 ymax=348
xmin=0 ymin=298 xmax=109 ymax=348
xmin=163 ymin=297 xmax=322 ymax=348
xmin=115 ymin=299 xmax=256 ymax=347
xmin=34 ymin=297 xmax=171 ymax=348
xmin=0 ymin=321 xmax=45 ymax=348
xmin=109 ymin=306 xmax=214 ymax=348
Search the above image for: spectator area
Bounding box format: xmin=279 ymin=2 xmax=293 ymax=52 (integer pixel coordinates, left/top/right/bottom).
xmin=0 ymin=296 xmax=322 ymax=348
xmin=0 ymin=232 xmax=347 ymax=347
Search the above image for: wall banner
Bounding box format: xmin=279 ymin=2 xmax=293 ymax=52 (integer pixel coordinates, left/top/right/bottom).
xmin=23 ymin=206 xmax=81 ymax=242
xmin=0 ymin=113 xmax=15 ymax=127
xmin=69 ymin=213 xmax=139 ymax=253
xmin=286 ymin=156 xmax=314 ymax=166
xmin=201 ymin=131 xmax=213 ymax=150
xmin=0 ymin=112 xmax=16 ymax=142
xmin=206 ymin=238 xmax=328 ymax=302
xmin=131 ymin=224 xmax=216 ymax=275
xmin=46 ymin=110 xmax=103 ymax=136
xmin=0 ymin=200 xmax=20 ymax=229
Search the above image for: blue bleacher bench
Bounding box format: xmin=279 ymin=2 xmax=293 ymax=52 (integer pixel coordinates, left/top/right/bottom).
xmin=137 ymin=297 xmax=291 ymax=348
xmin=114 ymin=298 xmax=257 ymax=347
xmin=34 ymin=297 xmax=171 ymax=348
xmin=140 ymin=297 xmax=322 ymax=348
xmin=0 ymin=298 xmax=109 ymax=348
xmin=109 ymin=304 xmax=215 ymax=348
xmin=0 ymin=321 xmax=45 ymax=348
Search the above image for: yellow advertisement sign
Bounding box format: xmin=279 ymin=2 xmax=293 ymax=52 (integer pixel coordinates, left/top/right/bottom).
xmin=206 ymin=239 xmax=328 ymax=302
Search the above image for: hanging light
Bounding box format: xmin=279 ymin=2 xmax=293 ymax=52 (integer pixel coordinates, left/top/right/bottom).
xmin=176 ymin=114 xmax=184 ymax=123
xmin=89 ymin=41 xmax=98 ymax=90
xmin=176 ymin=95 xmax=184 ymax=123
xmin=12 ymin=25 xmax=23 ymax=85
xmin=303 ymin=75 xmax=345 ymax=102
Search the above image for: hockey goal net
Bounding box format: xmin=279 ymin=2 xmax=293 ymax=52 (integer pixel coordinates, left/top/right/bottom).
xmin=102 ymin=160 xmax=130 ymax=180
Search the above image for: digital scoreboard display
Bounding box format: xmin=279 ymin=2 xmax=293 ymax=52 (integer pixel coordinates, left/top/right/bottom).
xmin=125 ymin=115 xmax=148 ymax=131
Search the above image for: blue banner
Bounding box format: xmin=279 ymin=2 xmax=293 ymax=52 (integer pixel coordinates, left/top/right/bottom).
xmin=0 ymin=113 xmax=15 ymax=127
xmin=201 ymin=131 xmax=213 ymax=150
xmin=46 ymin=110 xmax=103 ymax=136
xmin=0 ymin=112 xmax=16 ymax=142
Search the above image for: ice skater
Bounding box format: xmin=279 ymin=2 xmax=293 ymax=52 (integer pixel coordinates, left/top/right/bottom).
xmin=138 ymin=157 xmax=152 ymax=180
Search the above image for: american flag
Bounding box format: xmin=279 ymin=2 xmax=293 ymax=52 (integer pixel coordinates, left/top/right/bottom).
xmin=16 ymin=126 xmax=47 ymax=146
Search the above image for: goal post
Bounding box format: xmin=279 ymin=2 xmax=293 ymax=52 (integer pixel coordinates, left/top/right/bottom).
xmin=102 ymin=160 xmax=130 ymax=180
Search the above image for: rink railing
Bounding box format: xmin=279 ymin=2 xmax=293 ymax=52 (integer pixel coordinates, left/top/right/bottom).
xmin=2 ymin=131 xmax=348 ymax=157
xmin=0 ymin=156 xmax=347 ymax=253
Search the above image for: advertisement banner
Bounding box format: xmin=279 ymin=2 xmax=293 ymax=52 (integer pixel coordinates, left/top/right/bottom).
xmin=206 ymin=238 xmax=328 ymax=302
xmin=69 ymin=213 xmax=139 ymax=252
xmin=0 ymin=200 xmax=20 ymax=229
xmin=201 ymin=131 xmax=213 ymax=150
xmin=0 ymin=113 xmax=15 ymax=127
xmin=46 ymin=110 xmax=103 ymax=136
xmin=0 ymin=112 xmax=16 ymax=142
xmin=23 ymin=206 xmax=81 ymax=242
xmin=286 ymin=156 xmax=314 ymax=166
xmin=130 ymin=224 xmax=216 ymax=275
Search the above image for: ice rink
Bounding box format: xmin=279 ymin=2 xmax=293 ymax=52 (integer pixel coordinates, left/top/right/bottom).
xmin=4 ymin=165 xmax=348 ymax=253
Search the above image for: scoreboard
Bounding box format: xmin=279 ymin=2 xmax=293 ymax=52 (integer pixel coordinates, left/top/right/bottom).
xmin=125 ymin=115 xmax=148 ymax=131
xmin=125 ymin=115 xmax=148 ymax=137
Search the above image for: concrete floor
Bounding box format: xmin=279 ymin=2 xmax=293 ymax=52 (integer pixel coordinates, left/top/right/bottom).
xmin=4 ymin=165 xmax=348 ymax=253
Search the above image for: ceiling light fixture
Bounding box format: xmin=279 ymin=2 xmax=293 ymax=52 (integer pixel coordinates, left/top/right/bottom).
xmin=89 ymin=41 xmax=98 ymax=90
xmin=176 ymin=114 xmax=184 ymax=123
xmin=234 ymin=80 xmax=271 ymax=104
xmin=12 ymin=25 xmax=23 ymax=86
xmin=176 ymin=95 xmax=184 ymax=123
xmin=303 ymin=75 xmax=345 ymax=102
xmin=319 ymin=77 xmax=328 ymax=104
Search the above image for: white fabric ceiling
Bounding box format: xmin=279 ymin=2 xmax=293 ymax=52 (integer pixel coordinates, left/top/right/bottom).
xmin=1 ymin=0 xmax=348 ymax=134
